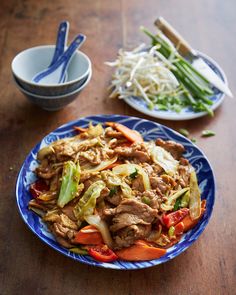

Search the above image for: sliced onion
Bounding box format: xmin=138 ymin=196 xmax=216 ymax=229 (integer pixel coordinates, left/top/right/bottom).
xmin=112 ymin=163 xmax=150 ymax=190
xmin=82 ymin=156 xmax=118 ymax=173
xmin=85 ymin=215 xmax=113 ymax=248
xmin=189 ymin=170 xmax=201 ymax=220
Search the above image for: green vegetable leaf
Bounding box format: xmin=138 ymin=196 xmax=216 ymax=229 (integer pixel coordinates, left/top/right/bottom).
xmin=130 ymin=168 xmax=138 ymax=179
xmin=168 ymin=226 xmax=175 ymax=238
xmin=57 ymin=161 xmax=81 ymax=208
xmin=73 ymin=181 xmax=106 ymax=224
xmin=173 ymin=198 xmax=182 ymax=211
xmin=109 ymin=187 xmax=117 ymax=197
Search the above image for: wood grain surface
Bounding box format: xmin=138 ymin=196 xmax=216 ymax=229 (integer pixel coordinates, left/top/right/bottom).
xmin=0 ymin=0 xmax=236 ymax=294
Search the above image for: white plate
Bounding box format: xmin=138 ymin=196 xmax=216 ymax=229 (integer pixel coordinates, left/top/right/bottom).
xmin=124 ymin=52 xmax=227 ymax=120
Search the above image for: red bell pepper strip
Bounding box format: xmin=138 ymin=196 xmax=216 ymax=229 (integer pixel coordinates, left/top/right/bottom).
xmin=88 ymin=244 xmax=118 ymax=262
xmin=162 ymin=208 xmax=189 ymax=228
xmin=29 ymin=180 xmax=49 ymax=199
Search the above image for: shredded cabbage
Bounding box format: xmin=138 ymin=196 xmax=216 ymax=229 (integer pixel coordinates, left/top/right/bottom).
xmin=112 ymin=164 xmax=150 ymax=190
xmin=149 ymin=143 xmax=178 ymax=175
xmin=73 ymin=181 xmax=106 ymax=225
xmin=57 ymin=161 xmax=81 ymax=208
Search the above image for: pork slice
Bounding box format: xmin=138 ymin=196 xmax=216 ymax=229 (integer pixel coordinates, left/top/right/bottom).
xmin=156 ymin=138 xmax=185 ymax=160
xmin=110 ymin=213 xmax=149 ymax=232
xmin=114 ymin=144 xmax=150 ymax=163
xmin=114 ymin=224 xmax=151 ymax=249
xmin=132 ymin=175 xmax=145 ymax=192
xmin=104 ymin=199 xmax=158 ymax=222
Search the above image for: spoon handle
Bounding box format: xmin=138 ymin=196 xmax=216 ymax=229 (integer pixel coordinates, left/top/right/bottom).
xmin=58 ymin=34 xmax=86 ymax=82
xmin=50 ymin=21 xmax=69 ymax=66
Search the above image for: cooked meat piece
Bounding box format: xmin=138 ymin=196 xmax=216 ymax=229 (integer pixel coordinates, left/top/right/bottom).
xmin=60 ymin=213 xmax=78 ymax=230
xmin=52 ymin=222 xmax=76 ymax=240
xmin=104 ymin=199 xmax=158 ymax=222
xmin=80 ymin=149 xmax=101 ymax=166
xmin=142 ymin=190 xmax=162 ymax=209
xmin=150 ymin=176 xmax=170 ymax=193
xmin=179 ymin=157 xmax=189 ymax=166
xmin=100 ymin=187 xmax=110 ymax=198
xmin=114 ymin=144 xmax=150 ymax=163
xmin=161 ymin=174 xmax=176 ymax=188
xmin=80 ymin=171 xmax=99 ymax=183
xmin=110 ymin=213 xmax=150 ymax=232
xmin=114 ymin=224 xmax=151 ymax=249
xmin=156 ymin=138 xmax=185 ymax=160
xmin=105 ymin=129 xmax=124 ymax=139
xmin=61 ymin=203 xmax=77 ymax=221
xmin=141 ymin=163 xmax=153 ymax=176
xmin=131 ymin=175 xmax=145 ymax=192
xmin=50 ymin=224 xmax=75 ymax=248
xmin=105 ymin=191 xmax=122 ymax=206
xmin=35 ymin=166 xmax=58 ymax=179
xmin=83 ymin=175 xmax=101 ymax=191
xmin=178 ymin=165 xmax=190 ymax=187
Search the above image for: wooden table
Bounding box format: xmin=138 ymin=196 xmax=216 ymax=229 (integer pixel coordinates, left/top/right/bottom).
xmin=1 ymin=0 xmax=235 ymax=294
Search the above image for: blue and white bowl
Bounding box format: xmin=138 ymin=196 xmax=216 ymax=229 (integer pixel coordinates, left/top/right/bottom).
xmin=13 ymin=69 xmax=92 ymax=111
xmin=16 ymin=114 xmax=215 ymax=269
xmin=11 ymin=45 xmax=91 ymax=96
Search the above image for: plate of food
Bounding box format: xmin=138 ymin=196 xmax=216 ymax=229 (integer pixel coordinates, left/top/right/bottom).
xmin=16 ymin=114 xmax=215 ymax=269
xmin=106 ymin=27 xmax=229 ymax=120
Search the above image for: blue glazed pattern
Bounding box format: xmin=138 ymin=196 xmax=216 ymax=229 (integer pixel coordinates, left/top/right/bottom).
xmin=16 ymin=114 xmax=215 ymax=270
xmin=124 ymin=52 xmax=227 ymax=120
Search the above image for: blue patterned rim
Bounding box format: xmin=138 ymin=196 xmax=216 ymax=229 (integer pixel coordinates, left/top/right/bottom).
xmin=16 ymin=114 xmax=215 ymax=269
xmin=124 ymin=52 xmax=227 ymax=120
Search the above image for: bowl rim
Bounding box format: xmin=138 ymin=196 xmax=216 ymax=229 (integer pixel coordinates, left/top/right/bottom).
xmin=11 ymin=45 xmax=91 ymax=88
xmin=13 ymin=68 xmax=92 ymax=99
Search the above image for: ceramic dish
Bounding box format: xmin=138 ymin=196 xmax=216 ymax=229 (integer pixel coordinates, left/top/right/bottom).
xmin=16 ymin=114 xmax=215 ymax=269
xmin=124 ymin=53 xmax=227 ymax=120
xmin=11 ymin=45 xmax=91 ymax=96
xmin=13 ymin=69 xmax=92 ymax=111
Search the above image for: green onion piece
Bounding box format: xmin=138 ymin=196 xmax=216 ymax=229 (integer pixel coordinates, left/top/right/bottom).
xmin=173 ymin=198 xmax=182 ymax=211
xmin=168 ymin=226 xmax=175 ymax=238
xmin=109 ymin=187 xmax=117 ymax=197
xmin=70 ymin=247 xmax=88 ymax=255
xmin=130 ymin=168 xmax=138 ymax=179
xmin=142 ymin=196 xmax=151 ymax=206
xmin=179 ymin=128 xmax=189 ymax=137
xmin=180 ymin=190 xmax=190 ymax=208
xmin=191 ymin=137 xmax=197 ymax=143
xmin=201 ymin=130 xmax=216 ymax=137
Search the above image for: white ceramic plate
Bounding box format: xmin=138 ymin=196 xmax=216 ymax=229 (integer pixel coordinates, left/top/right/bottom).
xmin=124 ymin=52 xmax=227 ymax=120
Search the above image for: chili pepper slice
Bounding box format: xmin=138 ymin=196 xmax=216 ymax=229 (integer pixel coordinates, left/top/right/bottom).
xmin=88 ymin=244 xmax=118 ymax=262
xmin=162 ymin=208 xmax=189 ymax=228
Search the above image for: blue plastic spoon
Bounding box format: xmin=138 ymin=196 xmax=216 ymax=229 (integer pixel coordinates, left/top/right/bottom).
xmin=33 ymin=34 xmax=86 ymax=85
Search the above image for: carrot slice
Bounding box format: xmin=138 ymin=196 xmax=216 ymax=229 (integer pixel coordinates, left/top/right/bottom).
xmin=115 ymin=242 xmax=166 ymax=261
xmin=72 ymin=225 xmax=103 ymax=245
xmin=106 ymin=122 xmax=143 ymax=143
xmin=179 ymin=200 xmax=206 ymax=233
xmin=74 ymin=126 xmax=88 ymax=133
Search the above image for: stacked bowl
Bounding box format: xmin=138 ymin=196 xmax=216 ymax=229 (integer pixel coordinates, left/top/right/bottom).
xmin=11 ymin=45 xmax=92 ymax=111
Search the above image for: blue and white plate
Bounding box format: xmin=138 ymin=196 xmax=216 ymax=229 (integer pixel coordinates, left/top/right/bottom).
xmin=16 ymin=114 xmax=215 ymax=269
xmin=124 ymin=52 xmax=227 ymax=120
